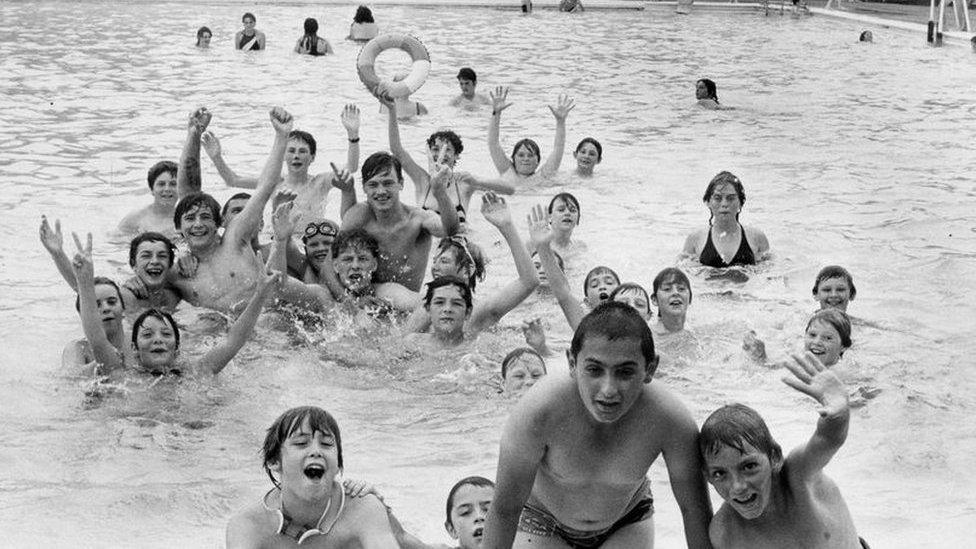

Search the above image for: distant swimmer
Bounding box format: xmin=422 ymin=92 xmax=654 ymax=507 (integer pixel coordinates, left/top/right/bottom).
xmin=696 ymin=78 xmax=721 ymax=109
xmin=347 ymin=5 xmax=379 ymax=41
xmin=812 ymin=265 xmax=856 ymax=313
xmin=235 ymin=12 xmax=265 ymax=51
xmin=481 ymin=301 xmax=713 ymax=548
xmin=681 ymin=171 xmax=770 ymax=269
xmin=859 ymin=30 xmax=873 ymax=43
xmin=559 ymin=0 xmax=585 ymax=12
xmin=196 ymin=26 xmax=212 ymax=48
xmin=117 ymin=160 xmax=179 ymax=237
xmin=378 ymin=76 xmax=429 ymax=120
xmin=701 ymin=353 xmax=869 ymax=549
xmin=295 ymin=17 xmax=333 ymax=56
xmin=572 ymin=137 xmax=602 ymax=177
xmin=488 ymin=86 xmax=575 ymax=182
xmin=521 ymin=0 xmax=533 ymax=14
xmin=450 ymin=67 xmax=491 ymax=110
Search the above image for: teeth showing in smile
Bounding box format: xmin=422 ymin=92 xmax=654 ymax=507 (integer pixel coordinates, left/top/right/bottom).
xmin=733 ymin=493 xmax=757 ymax=505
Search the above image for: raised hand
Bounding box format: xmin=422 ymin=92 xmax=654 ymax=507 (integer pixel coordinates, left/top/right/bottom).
xmin=481 ymin=191 xmax=511 ymax=227
xmin=340 ymin=104 xmax=361 ymax=136
xmin=257 ymin=269 xmax=284 ymax=293
xmin=342 ymin=478 xmax=384 ymax=501
xmin=269 ymin=107 xmax=294 ymax=135
xmin=70 ymin=231 xmax=94 ymax=282
xmin=548 ymin=94 xmax=575 ymax=121
xmin=429 ymin=147 xmax=453 ymax=191
xmin=489 ymin=86 xmax=513 ymax=114
xmin=271 ymin=201 xmax=300 ymax=240
xmin=522 ymin=317 xmax=547 ymax=350
xmin=526 ymin=204 xmax=553 ymax=248
xmin=39 ymin=216 xmax=64 ymax=254
xmin=201 ymin=131 xmax=222 ymax=158
xmin=188 ymin=107 xmax=212 ymax=133
xmin=371 ymin=82 xmax=395 ymax=109
xmin=329 ymin=162 xmax=355 ymax=192
xmin=782 ymin=352 xmax=849 ymax=418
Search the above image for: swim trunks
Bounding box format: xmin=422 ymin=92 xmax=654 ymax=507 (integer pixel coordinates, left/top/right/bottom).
xmin=699 ymin=224 xmax=756 ymax=268
xmin=517 ymin=479 xmax=654 ymax=548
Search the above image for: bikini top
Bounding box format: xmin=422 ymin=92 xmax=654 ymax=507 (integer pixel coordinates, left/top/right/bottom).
xmin=699 ymin=224 xmax=756 ymax=268
xmin=421 ymin=176 xmax=467 ymax=224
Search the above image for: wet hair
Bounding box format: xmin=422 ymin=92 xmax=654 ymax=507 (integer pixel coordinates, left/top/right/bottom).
xmin=75 ymin=276 xmax=124 ymax=313
xmin=435 ymin=237 xmax=486 ymax=291
xmin=128 ymin=232 xmax=176 ymax=268
xmin=174 ymin=192 xmax=222 ymax=229
xmin=221 ymin=192 xmax=252 ymax=219
xmin=262 ymin=406 xmax=343 ymax=488
xmin=147 ymin=160 xmax=177 ymax=190
xmin=610 ymin=283 xmax=652 ymax=317
xmin=501 ymin=347 xmax=546 ymax=379
xmin=859 ymin=30 xmax=872 ymax=42
xmin=531 ymin=250 xmax=564 ymax=272
xmin=302 ymin=219 xmax=340 ymax=245
xmin=703 ymin=171 xmax=745 ymax=223
xmin=652 ymin=267 xmax=693 ymax=306
xmin=354 ymin=5 xmax=374 ymax=23
xmin=812 ymin=265 xmax=857 ymax=301
xmin=574 ymin=137 xmax=603 ymax=161
xmin=426 ymin=130 xmax=464 ymax=156
xmin=303 ymin=17 xmax=319 ymax=35
xmin=242 ymin=12 xmax=256 ymax=23
xmin=806 ymin=309 xmax=853 ymax=351
xmin=288 ymin=130 xmax=317 ymax=157
xmin=700 ymin=403 xmax=783 ymax=467
xmin=196 ymin=26 xmax=212 ymax=44
xmin=547 ymin=192 xmax=581 ymax=224
xmin=510 ymin=138 xmax=541 ymax=167
xmin=361 ymin=151 xmax=403 ymax=184
xmin=444 ymin=476 xmax=495 ymax=529
xmin=569 ymin=301 xmax=657 ymax=374
xmin=697 ymin=78 xmax=719 ymax=102
xmin=423 ymin=276 xmax=473 ymax=311
xmin=130 ymin=308 xmax=181 ymax=350
xmin=331 ymin=228 xmax=379 ymax=260
xmin=456 ymin=67 xmax=477 ymax=82
xmin=583 ymin=265 xmax=620 ymax=296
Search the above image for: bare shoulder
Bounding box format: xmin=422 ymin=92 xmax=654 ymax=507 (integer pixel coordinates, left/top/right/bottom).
xmin=783 ymin=455 xmax=841 ymax=502
xmin=743 ymin=225 xmax=769 ymax=250
xmin=645 ymin=382 xmax=694 ymax=421
xmin=342 ymin=494 xmax=399 ymax=538
xmin=226 ymin=501 xmax=269 ymax=549
xmin=341 ymin=203 xmax=372 ymax=228
xmin=682 ymin=228 xmax=708 ymax=254
xmin=514 ymin=375 xmax=575 ymax=429
xmin=709 ymin=505 xmax=737 ymax=548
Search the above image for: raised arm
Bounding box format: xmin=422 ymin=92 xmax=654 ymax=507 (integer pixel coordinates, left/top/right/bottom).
xmin=224 ymin=108 xmax=292 ymax=246
xmin=197 ymin=271 xmax=280 ymax=375
xmin=69 ymin=233 xmax=124 ymax=372
xmin=268 ymin=200 xmax=298 ymax=274
xmin=470 ymin=193 xmax=539 ymax=332
xmin=457 ymin=173 xmax=516 ymax=196
xmin=539 ymin=95 xmax=574 ymax=176
xmin=328 ymin=161 xmax=359 ymax=221
xmin=661 ymin=397 xmax=714 ymax=549
xmin=378 ymin=93 xmax=427 ymax=200
xmin=781 ymin=352 xmax=851 ymax=480
xmin=202 ymin=131 xmax=259 ymax=189
xmin=177 ymin=107 xmax=212 ymax=198
xmin=528 ymin=205 xmax=586 ymax=330
xmin=40 ymin=216 xmax=78 ymax=292
xmin=341 ymin=104 xmax=361 ymax=174
xmin=487 ymin=86 xmax=514 ymax=175
xmin=421 ymin=158 xmax=460 ymax=237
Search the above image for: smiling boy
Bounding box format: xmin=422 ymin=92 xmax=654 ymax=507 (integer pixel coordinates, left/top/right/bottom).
xmin=482 ymin=301 xmax=712 ymax=549
xmin=117 ymin=160 xmax=179 ymax=236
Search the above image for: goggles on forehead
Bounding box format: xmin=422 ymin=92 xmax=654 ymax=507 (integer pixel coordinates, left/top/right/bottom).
xmin=303 ymin=222 xmax=338 ymax=242
xmin=439 ymin=235 xmax=476 ymax=268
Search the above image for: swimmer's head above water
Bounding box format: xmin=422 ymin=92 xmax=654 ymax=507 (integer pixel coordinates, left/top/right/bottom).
xmin=696 ymin=78 xmax=718 ymax=102
xmin=445 ymin=476 xmax=495 ymax=549
xmin=569 ymin=301 xmax=658 ymax=375
xmin=804 ymin=309 xmax=852 ymax=367
xmin=129 ymin=232 xmax=176 ymax=287
xmin=583 ymin=265 xmax=620 ymax=307
xmin=812 ymin=265 xmax=856 ymax=313
xmin=303 ymin=17 xmax=319 ymax=36
xmin=130 ymin=308 xmax=181 ymax=373
xmin=510 ymin=139 xmax=541 ymax=176
xmin=703 ymin=171 xmax=746 ymax=224
xmin=501 ymin=347 xmax=547 ymax=394
xmin=548 ymin=192 xmax=580 ymax=229
xmin=196 ymin=26 xmax=212 ymax=48
xmin=354 ymin=5 xmax=375 ymax=24
xmin=456 ymin=67 xmax=478 ymax=100
xmin=652 ymin=267 xmax=692 ymax=318
xmin=433 ymin=236 xmax=485 ymax=292
xmin=573 ymin=137 xmax=602 ymax=175
xmin=610 ymin=282 xmax=652 ymax=321
xmin=531 ymin=250 xmax=564 ymax=286
xmin=262 ymin=405 xmax=344 ymax=488
xmin=423 ymin=276 xmax=474 ymax=337
xmin=427 ymin=130 xmax=464 ymax=167
xmin=174 ymin=192 xmax=222 ymax=248
xmin=859 ymin=30 xmax=873 ymax=42
xmin=332 ymin=229 xmax=379 ymax=294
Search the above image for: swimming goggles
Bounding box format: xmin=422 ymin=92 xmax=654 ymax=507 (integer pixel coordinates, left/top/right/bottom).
xmin=439 ymin=235 xmax=476 ymax=270
xmin=303 ymin=221 xmax=338 ymax=240
xmin=263 ymin=485 xmax=346 ymax=544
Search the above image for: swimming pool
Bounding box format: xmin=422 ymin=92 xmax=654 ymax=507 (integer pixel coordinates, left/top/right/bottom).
xmin=1 ymin=1 xmax=975 ymax=546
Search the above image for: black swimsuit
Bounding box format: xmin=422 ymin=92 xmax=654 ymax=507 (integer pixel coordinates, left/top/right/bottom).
xmin=238 ymin=32 xmax=261 ymax=51
xmin=699 ymin=224 xmax=756 ymax=268
xmin=422 ymin=178 xmax=467 ymax=224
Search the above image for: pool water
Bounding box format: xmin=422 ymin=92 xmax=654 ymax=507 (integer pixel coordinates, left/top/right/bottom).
xmin=1 ymin=2 xmax=975 ymax=547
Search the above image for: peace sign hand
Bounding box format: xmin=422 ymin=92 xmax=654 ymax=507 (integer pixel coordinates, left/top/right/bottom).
xmin=329 ymin=162 xmax=355 ymax=192
xmin=69 ymin=231 xmax=94 ymax=283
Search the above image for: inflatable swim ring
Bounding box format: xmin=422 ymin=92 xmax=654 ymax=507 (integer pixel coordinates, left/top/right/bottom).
xmin=356 ymin=33 xmax=430 ymax=98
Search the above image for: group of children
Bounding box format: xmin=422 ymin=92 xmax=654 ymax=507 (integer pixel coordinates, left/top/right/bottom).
xmin=38 ymin=5 xmax=874 ymax=547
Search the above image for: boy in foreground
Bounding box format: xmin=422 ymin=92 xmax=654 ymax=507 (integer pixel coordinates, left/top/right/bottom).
xmin=701 ymin=353 xmax=867 ymax=548
xmin=482 ymin=301 xmax=712 ymax=548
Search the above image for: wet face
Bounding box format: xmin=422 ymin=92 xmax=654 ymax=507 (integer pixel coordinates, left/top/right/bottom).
xmin=447 ymin=484 xmax=493 ymax=548
xmin=334 ymin=245 xmax=376 ymax=293
xmin=429 ymin=138 xmax=458 ymax=168
xmin=431 ymin=247 xmax=466 ymax=280
xmin=134 ymin=315 xmax=179 ymax=371
xmin=696 ymin=80 xmax=709 ymax=100
xmin=513 ymin=144 xmax=540 ymax=176
xmin=653 ymin=277 xmax=691 ymax=319
xmin=804 ymin=319 xmax=845 ymax=367
xmin=363 ymin=167 xmax=402 ymax=211
xmin=707 ymin=182 xmax=741 ymax=220
xmin=573 ymin=143 xmax=600 ymax=172
xmin=531 ymin=254 xmax=548 ymax=286
xmin=584 ymin=269 xmax=619 ymax=307
xmin=569 ymin=335 xmax=651 ymax=424
xmin=304 ymin=233 xmax=335 ymax=265
xmin=457 ymin=78 xmax=477 ymax=99
xmin=94 ymin=283 xmax=125 ymax=333
xmin=549 ymin=198 xmax=580 ymax=231
xmin=427 ymin=285 xmax=469 ymax=336
xmin=504 ymin=355 xmax=547 ymax=395
xmin=613 ymin=288 xmax=651 ymax=321
xmin=198 ymin=32 xmax=212 ymax=47
xmin=705 ymin=442 xmax=777 ymax=521
xmin=814 ymin=277 xmax=852 ymax=312
xmin=271 ymin=418 xmax=340 ymax=502
xmin=133 ymin=240 xmax=171 ymax=287
xmin=150 ymin=171 xmax=178 ymax=207
xmin=222 ymin=197 xmax=248 ymax=228
xmin=179 ymin=204 xmax=219 ymax=250
xmin=285 ymin=139 xmax=314 ymax=174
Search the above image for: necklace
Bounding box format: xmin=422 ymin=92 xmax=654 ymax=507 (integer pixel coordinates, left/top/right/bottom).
xmin=263 ymin=485 xmax=345 ymax=544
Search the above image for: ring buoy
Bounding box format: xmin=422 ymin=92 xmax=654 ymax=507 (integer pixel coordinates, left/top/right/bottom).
xmin=356 ymin=33 xmax=430 ymax=98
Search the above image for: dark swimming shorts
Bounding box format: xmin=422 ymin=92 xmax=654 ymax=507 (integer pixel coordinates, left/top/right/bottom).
xmin=516 ymin=480 xmax=654 ymax=548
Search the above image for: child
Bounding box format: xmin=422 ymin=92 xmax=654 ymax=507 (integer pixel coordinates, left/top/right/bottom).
xmin=609 ymin=283 xmax=652 ymax=321
xmin=700 ymin=352 xmax=869 ymax=548
xmin=226 ymin=406 xmax=402 ymax=547
xmin=812 ymin=265 xmax=856 ymax=313
xmin=651 ymin=267 xmax=692 ymax=335
xmin=804 ymin=309 xmax=851 ymax=368
xmin=445 ymin=476 xmax=495 ymax=548
xmin=500 ymin=347 xmax=547 ymax=396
